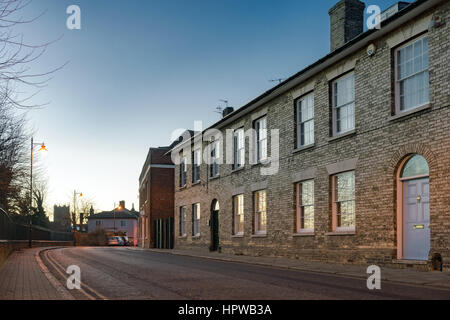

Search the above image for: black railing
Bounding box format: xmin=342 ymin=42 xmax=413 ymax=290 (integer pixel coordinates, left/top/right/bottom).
xmin=0 ymin=207 xmax=74 ymax=242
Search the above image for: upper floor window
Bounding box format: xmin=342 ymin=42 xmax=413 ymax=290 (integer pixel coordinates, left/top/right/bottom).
xmin=95 ymin=220 xmax=101 ymax=226
xmin=296 ymin=93 xmax=314 ymax=148
xmin=192 ymin=203 xmax=201 ymax=237
xmin=332 ymin=73 xmax=355 ymax=136
xmin=233 ymin=128 xmax=245 ymax=170
xmin=254 ymin=116 xmax=267 ymax=163
xmin=296 ymin=180 xmax=314 ymax=233
xmin=120 ymin=220 xmax=127 ymax=227
xmin=332 ymin=171 xmax=355 ymax=232
xmin=210 ymin=141 xmax=220 ymax=178
xmin=179 ymin=206 xmax=186 ymax=237
xmin=192 ymin=150 xmax=201 ymax=183
xmin=254 ymin=190 xmax=267 ymax=235
xmin=180 ymin=156 xmax=187 ymax=187
xmin=233 ymin=194 xmax=244 ymax=236
xmin=395 ymin=35 xmax=429 ymax=113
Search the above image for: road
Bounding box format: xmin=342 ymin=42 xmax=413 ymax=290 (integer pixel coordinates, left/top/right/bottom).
xmin=41 ymin=247 xmax=450 ymax=300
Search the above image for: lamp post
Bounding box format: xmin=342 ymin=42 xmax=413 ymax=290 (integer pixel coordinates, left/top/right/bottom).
xmin=73 ymin=190 xmax=83 ymax=231
xmin=29 ymin=137 xmax=48 ymax=248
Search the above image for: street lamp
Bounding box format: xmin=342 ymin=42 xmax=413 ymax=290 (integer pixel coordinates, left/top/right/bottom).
xmin=29 ymin=137 xmax=48 ymax=248
xmin=73 ymin=190 xmax=82 ymax=231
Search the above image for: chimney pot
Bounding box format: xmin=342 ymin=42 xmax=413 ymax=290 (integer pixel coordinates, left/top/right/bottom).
xmin=222 ymin=107 xmax=234 ymax=118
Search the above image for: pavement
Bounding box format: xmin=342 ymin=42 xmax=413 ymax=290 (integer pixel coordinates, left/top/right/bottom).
xmin=142 ymin=247 xmax=450 ymax=290
xmin=0 ymin=246 xmax=449 ymax=300
xmin=0 ymin=248 xmax=73 ymax=300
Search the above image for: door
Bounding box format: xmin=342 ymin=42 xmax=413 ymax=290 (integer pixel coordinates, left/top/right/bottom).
xmin=210 ymin=211 xmax=219 ymax=252
xmin=403 ymin=178 xmax=430 ymax=260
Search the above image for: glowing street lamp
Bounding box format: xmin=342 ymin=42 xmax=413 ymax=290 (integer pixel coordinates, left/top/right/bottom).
xmin=29 ymin=138 xmax=48 ymax=248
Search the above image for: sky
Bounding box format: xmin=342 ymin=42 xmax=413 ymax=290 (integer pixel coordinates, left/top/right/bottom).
xmin=12 ymin=0 xmax=398 ymax=215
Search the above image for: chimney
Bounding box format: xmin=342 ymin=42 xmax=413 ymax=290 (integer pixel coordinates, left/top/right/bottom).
xmin=222 ymin=107 xmax=234 ymax=118
xmin=119 ymin=200 xmax=125 ymax=210
xmin=329 ymin=0 xmax=365 ymax=52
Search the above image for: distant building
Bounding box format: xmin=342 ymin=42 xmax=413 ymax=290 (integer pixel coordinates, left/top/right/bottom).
xmin=87 ymin=201 xmax=139 ymax=246
xmin=53 ymin=205 xmax=71 ymax=232
xmin=138 ymin=145 xmax=178 ymax=249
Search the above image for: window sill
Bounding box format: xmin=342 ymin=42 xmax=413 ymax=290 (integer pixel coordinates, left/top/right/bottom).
xmin=326 ymin=231 xmax=356 ymax=236
xmin=292 ymin=144 xmax=315 ymax=154
xmin=293 ymin=231 xmax=315 ymax=237
xmin=191 ymin=181 xmax=201 ymax=187
xmin=389 ymin=103 xmax=431 ymax=121
xmin=179 ymin=235 xmax=187 ymax=239
xmin=328 ymin=129 xmax=356 ymax=142
xmin=179 ymin=185 xmax=187 ymax=191
xmin=232 ymin=166 xmax=245 ymax=174
xmin=232 ymin=234 xmax=244 ymax=239
xmin=192 ymin=235 xmax=201 ymax=239
xmin=251 ymin=234 xmax=267 ymax=238
xmin=209 ymin=175 xmax=220 ymax=181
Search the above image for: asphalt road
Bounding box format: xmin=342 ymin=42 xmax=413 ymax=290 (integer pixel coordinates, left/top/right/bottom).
xmin=41 ymin=247 xmax=450 ymax=300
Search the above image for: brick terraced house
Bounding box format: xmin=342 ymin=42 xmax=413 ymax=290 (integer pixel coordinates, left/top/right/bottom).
xmin=171 ymin=0 xmax=450 ymax=270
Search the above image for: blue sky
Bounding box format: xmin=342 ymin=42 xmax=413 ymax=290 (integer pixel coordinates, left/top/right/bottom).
xmin=14 ymin=0 xmax=398 ymax=214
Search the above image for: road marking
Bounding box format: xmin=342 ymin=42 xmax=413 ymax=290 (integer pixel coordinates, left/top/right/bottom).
xmin=35 ymin=250 xmax=75 ymax=300
xmin=43 ymin=248 xmax=108 ymax=300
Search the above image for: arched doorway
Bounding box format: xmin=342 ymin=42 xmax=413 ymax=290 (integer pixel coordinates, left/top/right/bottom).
xmin=397 ymin=155 xmax=430 ymax=260
xmin=210 ymin=200 xmax=220 ymax=252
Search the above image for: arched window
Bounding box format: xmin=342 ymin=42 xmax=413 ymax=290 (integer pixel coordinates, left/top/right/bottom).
xmin=401 ymin=155 xmax=429 ymax=178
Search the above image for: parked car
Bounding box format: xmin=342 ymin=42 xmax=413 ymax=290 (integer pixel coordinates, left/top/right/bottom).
xmin=120 ymin=236 xmax=130 ymax=246
xmin=108 ymin=236 xmax=124 ymax=246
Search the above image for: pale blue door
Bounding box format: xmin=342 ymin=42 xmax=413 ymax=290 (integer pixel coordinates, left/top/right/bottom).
xmin=403 ymin=178 xmax=430 ymax=260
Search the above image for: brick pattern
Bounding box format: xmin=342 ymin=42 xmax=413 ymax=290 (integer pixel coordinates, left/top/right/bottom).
xmin=174 ymin=2 xmax=450 ymax=268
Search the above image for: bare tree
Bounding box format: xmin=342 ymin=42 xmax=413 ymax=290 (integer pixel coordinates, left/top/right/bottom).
xmin=0 ymin=0 xmax=63 ymax=215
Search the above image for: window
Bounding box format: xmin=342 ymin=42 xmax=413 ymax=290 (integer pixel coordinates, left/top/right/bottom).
xmin=332 ymin=171 xmax=356 ymax=231
xmin=233 ymin=128 xmax=245 ymax=169
xmin=179 ymin=207 xmax=186 ymax=237
xmin=396 ymin=36 xmax=429 ymax=113
xmin=95 ymin=220 xmax=101 ymax=226
xmin=254 ymin=190 xmax=267 ymax=235
xmin=210 ymin=141 xmax=220 ymax=178
xmin=332 ymin=73 xmax=355 ymax=136
xmin=296 ymin=180 xmax=314 ymax=232
xmin=254 ymin=117 xmax=267 ymax=163
xmin=192 ymin=150 xmax=201 ymax=183
xmin=192 ymin=203 xmax=200 ymax=236
xmin=233 ymin=194 xmax=244 ymax=235
xmin=120 ymin=220 xmax=127 ymax=227
xmin=180 ymin=156 xmax=187 ymax=187
xmin=296 ymin=93 xmax=314 ymax=148
xmin=401 ymin=155 xmax=429 ymax=178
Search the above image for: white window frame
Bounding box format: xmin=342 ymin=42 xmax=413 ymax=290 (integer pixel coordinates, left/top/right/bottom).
xmin=192 ymin=149 xmax=201 ymax=183
xmin=254 ymin=116 xmax=268 ymax=163
xmin=233 ymin=128 xmax=245 ymax=169
xmin=296 ymin=180 xmax=314 ymax=233
xmin=332 ymin=72 xmax=355 ymax=136
xmin=332 ymin=171 xmax=356 ymax=232
xmin=192 ymin=203 xmax=201 ymax=237
xmin=296 ymin=93 xmax=315 ymax=148
xmin=180 ymin=156 xmax=187 ymax=187
xmin=233 ymin=194 xmax=244 ymax=236
xmin=210 ymin=141 xmax=220 ymax=178
xmin=179 ymin=206 xmax=186 ymax=237
xmin=254 ymin=190 xmax=267 ymax=235
xmin=395 ymin=34 xmax=429 ymax=113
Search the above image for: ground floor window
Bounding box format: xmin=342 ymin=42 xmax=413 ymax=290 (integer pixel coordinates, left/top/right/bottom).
xmin=296 ymin=180 xmax=314 ymax=232
xmin=192 ymin=203 xmax=201 ymax=237
xmin=254 ymin=190 xmax=267 ymax=235
xmin=233 ymin=194 xmax=244 ymax=235
xmin=179 ymin=207 xmax=186 ymax=237
xmin=332 ymin=171 xmax=356 ymax=231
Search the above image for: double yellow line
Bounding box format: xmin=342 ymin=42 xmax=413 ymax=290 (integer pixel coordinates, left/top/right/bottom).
xmin=42 ymin=248 xmax=108 ymax=300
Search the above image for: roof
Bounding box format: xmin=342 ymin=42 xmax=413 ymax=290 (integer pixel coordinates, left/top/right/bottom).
xmin=169 ymin=0 xmax=440 ymax=153
xmin=87 ymin=209 xmax=139 ymax=220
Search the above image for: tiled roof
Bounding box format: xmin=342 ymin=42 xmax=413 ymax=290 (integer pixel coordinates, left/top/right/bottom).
xmin=87 ymin=209 xmax=139 ymax=220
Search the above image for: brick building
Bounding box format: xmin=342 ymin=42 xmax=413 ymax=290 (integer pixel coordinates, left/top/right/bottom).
xmin=138 ymin=146 xmax=177 ymax=249
xmin=171 ymin=0 xmax=450 ymax=270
